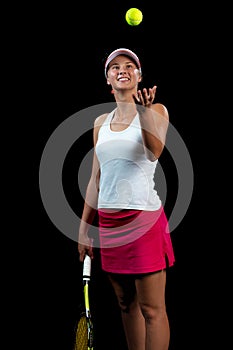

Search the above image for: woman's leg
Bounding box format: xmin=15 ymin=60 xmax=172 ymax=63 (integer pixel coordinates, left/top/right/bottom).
xmin=108 ymin=270 xmax=169 ymax=350
xmin=108 ymin=273 xmax=145 ymax=350
xmin=136 ymin=270 xmax=170 ymax=350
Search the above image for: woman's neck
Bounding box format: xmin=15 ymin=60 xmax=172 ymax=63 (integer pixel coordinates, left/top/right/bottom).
xmin=113 ymin=90 xmax=138 ymax=119
xmin=114 ymin=102 xmax=137 ymax=121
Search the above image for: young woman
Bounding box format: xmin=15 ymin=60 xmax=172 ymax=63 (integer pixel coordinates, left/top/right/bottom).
xmin=78 ymin=48 xmax=175 ymax=350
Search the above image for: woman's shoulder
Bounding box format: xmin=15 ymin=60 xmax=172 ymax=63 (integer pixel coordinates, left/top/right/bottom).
xmin=94 ymin=113 xmax=109 ymax=128
xmin=93 ymin=113 xmax=110 ymax=145
xmin=152 ymin=103 xmax=169 ymax=120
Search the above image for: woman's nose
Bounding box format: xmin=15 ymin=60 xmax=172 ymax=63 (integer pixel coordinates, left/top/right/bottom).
xmin=118 ymin=69 xmax=126 ymax=75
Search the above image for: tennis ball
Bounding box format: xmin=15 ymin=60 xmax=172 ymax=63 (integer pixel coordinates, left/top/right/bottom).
xmin=125 ymin=8 xmax=143 ymax=26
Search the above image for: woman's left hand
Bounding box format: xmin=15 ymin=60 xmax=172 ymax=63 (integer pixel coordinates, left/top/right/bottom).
xmin=133 ymin=85 xmax=157 ymax=108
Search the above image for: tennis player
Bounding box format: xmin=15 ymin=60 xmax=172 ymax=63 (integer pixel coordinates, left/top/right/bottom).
xmin=78 ymin=48 xmax=175 ymax=350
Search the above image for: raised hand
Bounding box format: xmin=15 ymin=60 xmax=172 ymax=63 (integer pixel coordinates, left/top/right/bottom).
xmin=133 ymin=86 xmax=157 ymax=113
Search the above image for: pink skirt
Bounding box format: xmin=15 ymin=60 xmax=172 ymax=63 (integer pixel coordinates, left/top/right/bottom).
xmin=98 ymin=206 xmax=175 ymax=274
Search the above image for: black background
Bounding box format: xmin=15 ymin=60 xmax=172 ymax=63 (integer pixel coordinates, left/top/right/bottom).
xmin=15 ymin=1 xmax=227 ymax=349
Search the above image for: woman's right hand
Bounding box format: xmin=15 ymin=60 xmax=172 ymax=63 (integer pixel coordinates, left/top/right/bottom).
xmin=78 ymin=233 xmax=94 ymax=262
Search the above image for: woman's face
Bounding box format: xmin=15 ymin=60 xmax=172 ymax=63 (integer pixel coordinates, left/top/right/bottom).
xmin=106 ymin=55 xmax=142 ymax=90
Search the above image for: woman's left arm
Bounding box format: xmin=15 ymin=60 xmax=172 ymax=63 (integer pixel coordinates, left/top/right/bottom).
xmin=134 ymin=86 xmax=169 ymax=161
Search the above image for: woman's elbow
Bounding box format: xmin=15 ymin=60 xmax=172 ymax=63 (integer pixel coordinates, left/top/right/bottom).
xmin=145 ymin=144 xmax=164 ymax=162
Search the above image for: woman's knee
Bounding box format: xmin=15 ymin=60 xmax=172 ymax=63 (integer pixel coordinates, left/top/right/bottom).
xmin=116 ymin=292 xmax=138 ymax=313
xmin=140 ymin=303 xmax=167 ymax=322
xmin=108 ymin=274 xmax=136 ymax=313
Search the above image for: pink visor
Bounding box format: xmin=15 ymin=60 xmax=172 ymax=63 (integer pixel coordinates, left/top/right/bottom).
xmin=104 ymin=48 xmax=142 ymax=77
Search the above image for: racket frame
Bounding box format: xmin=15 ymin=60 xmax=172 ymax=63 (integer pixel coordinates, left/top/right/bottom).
xmin=83 ymin=255 xmax=94 ymax=350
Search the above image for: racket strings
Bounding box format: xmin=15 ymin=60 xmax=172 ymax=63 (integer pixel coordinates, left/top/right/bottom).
xmin=74 ymin=315 xmax=88 ymax=350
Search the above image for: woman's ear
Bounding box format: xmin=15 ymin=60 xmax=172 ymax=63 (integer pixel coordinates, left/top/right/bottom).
xmin=138 ymin=75 xmax=142 ymax=83
xmin=136 ymin=69 xmax=142 ymax=83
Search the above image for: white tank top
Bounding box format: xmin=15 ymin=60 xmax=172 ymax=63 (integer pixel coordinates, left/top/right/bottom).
xmin=95 ymin=109 xmax=161 ymax=210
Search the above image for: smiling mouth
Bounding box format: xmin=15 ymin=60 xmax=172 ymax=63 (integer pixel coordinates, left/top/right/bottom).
xmin=118 ymin=77 xmax=130 ymax=81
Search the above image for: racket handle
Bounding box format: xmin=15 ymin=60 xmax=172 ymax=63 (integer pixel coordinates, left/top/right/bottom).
xmin=83 ymin=254 xmax=91 ymax=280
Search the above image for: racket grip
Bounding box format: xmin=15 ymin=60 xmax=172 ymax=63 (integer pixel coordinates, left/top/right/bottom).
xmin=83 ymin=254 xmax=91 ymax=280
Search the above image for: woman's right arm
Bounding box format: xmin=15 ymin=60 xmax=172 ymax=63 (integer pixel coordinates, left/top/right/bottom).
xmin=78 ymin=151 xmax=100 ymax=261
xmin=78 ymin=114 xmax=107 ymax=262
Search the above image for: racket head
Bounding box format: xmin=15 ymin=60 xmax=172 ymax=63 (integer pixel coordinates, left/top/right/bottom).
xmin=74 ymin=306 xmax=94 ymax=350
xmin=74 ymin=312 xmax=88 ymax=350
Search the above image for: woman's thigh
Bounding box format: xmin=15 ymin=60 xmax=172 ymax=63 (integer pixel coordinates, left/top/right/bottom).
xmin=135 ymin=270 xmax=167 ymax=308
xmin=107 ymin=273 xmax=137 ymax=310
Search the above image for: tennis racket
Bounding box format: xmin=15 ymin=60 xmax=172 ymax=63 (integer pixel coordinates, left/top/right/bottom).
xmin=74 ymin=254 xmax=94 ymax=350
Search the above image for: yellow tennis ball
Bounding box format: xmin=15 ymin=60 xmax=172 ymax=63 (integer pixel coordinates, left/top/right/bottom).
xmin=125 ymin=8 xmax=143 ymax=26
